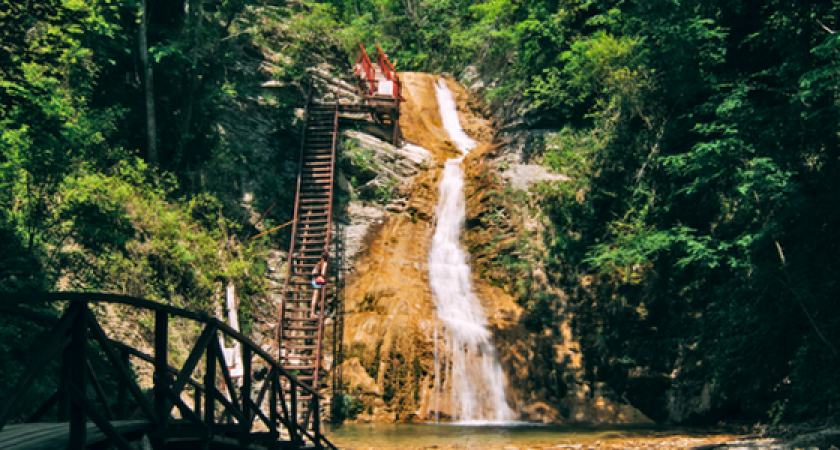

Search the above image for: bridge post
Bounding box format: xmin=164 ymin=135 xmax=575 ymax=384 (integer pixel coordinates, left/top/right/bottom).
xmin=312 ymin=395 xmax=321 ymax=445
xmin=116 ymin=348 xmax=130 ymax=418
xmin=290 ymin=384 xmax=300 ymax=446
xmin=69 ymin=302 xmax=88 ymax=449
xmin=59 ymin=341 xmax=71 ymax=421
xmin=205 ymin=331 xmax=217 ymax=428
xmin=153 ymin=309 xmax=168 ymax=449
xmin=269 ymin=371 xmax=278 ymax=438
xmin=241 ymin=346 xmax=252 ymax=447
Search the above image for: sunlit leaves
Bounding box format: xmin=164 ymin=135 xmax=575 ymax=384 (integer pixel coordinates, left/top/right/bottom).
xmin=529 ymin=30 xmax=651 ymax=121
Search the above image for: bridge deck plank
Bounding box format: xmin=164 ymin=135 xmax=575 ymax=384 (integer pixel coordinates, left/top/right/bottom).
xmin=0 ymin=420 xmax=149 ymax=450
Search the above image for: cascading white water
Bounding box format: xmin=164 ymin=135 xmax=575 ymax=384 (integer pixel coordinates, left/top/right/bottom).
xmin=428 ymin=78 xmax=515 ymax=423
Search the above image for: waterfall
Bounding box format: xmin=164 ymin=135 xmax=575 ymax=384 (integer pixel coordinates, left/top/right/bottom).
xmin=428 ymin=78 xmax=515 ymax=423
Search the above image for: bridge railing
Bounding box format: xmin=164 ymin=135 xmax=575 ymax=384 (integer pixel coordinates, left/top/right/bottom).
xmin=375 ymin=44 xmax=402 ymax=101
xmin=0 ymin=292 xmax=337 ymax=450
xmin=354 ymin=43 xmax=377 ymax=96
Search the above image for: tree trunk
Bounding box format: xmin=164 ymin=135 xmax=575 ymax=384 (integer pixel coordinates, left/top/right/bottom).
xmin=139 ymin=0 xmax=157 ymax=164
xmin=178 ymin=0 xmax=202 ymax=161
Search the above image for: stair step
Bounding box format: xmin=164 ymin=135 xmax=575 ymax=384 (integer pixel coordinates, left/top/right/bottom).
xmin=283 ymin=345 xmax=319 ymax=351
xmin=295 ymin=248 xmax=327 ymax=254
xmin=282 ymin=331 xmax=317 ymax=338
xmin=284 ymin=367 xmax=315 ymax=380
xmin=286 ymin=325 xmax=319 ymax=331
xmin=282 ymin=335 xmax=319 ymax=342
xmin=295 ymin=232 xmax=327 ymax=238
xmin=299 ymin=210 xmax=328 ymax=217
xmin=284 ymin=306 xmax=323 ymax=313
xmin=294 ymin=246 xmax=327 ymax=254
xmin=298 ymin=226 xmax=327 ymax=231
xmin=282 ymin=301 xmax=314 ymax=307
xmin=298 ymin=225 xmax=329 ymax=232
xmin=284 ymin=366 xmax=318 ymax=373
xmin=281 ymin=355 xmax=317 ymax=361
xmin=293 ymin=261 xmax=322 ymax=268
xmin=293 ymin=244 xmax=327 ymax=250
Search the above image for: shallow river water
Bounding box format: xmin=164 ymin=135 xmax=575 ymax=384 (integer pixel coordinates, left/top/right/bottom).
xmin=324 ymin=423 xmax=739 ymax=449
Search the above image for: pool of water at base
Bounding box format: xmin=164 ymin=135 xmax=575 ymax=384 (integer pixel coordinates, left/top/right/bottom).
xmin=323 ymin=422 xmax=733 ymax=449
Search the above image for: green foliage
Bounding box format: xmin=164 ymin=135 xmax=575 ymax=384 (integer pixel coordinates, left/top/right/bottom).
xmin=342 ymin=138 xmax=381 ymax=175
xmin=526 ymin=0 xmax=840 ymax=424
xmin=373 ymin=177 xmax=398 ymax=204
xmin=330 ymin=392 xmax=364 ymax=422
xmin=382 ymin=382 xmax=396 ymax=402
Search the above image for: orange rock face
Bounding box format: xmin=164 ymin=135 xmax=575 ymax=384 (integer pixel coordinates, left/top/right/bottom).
xmin=336 ymin=73 xmax=641 ymax=425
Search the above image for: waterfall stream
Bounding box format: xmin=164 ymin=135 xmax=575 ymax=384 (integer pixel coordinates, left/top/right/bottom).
xmin=428 ymin=79 xmax=515 ymax=423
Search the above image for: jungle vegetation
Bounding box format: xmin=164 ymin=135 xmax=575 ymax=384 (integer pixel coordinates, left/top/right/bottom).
xmin=2 ymin=0 xmax=839 ymax=425
xmin=325 ymin=0 xmax=840 ymax=424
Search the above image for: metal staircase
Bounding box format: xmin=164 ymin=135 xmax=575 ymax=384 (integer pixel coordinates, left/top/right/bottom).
xmin=271 ymin=43 xmax=400 ymax=438
xmin=275 ymin=85 xmax=339 ymax=439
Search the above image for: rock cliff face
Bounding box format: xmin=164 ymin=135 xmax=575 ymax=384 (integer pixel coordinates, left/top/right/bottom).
xmin=319 ymin=71 xmax=651 ymax=424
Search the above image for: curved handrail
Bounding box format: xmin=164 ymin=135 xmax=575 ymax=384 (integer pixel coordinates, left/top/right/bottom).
xmin=0 ymin=292 xmax=320 ymax=398
xmin=0 ymin=291 xmax=337 ymax=448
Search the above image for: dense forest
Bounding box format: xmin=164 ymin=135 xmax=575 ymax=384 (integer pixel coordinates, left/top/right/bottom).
xmin=2 ymin=0 xmax=839 ymax=426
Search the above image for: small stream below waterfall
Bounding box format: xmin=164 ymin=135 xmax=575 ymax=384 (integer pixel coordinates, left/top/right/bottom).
xmin=428 ymin=78 xmax=515 ymax=422
xmin=324 ymin=423 xmax=738 ymax=449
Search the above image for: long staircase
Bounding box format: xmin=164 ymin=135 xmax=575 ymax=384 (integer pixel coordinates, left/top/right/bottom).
xmin=272 ymin=43 xmax=401 ymax=441
xmin=275 ymin=85 xmax=340 ymax=440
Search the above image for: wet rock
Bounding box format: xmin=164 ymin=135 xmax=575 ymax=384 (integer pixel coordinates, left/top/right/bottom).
xmin=500 ymin=164 xmax=569 ymax=191
xmin=343 ymin=201 xmax=386 ymax=263
xmin=342 ymin=357 xmax=380 ymax=396
xmin=385 ymin=199 xmax=408 ymax=213
xmin=520 ymin=402 xmax=560 ymax=424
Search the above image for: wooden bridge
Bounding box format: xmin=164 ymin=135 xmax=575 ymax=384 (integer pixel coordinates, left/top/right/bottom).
xmin=0 ymin=292 xmax=337 ymax=449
